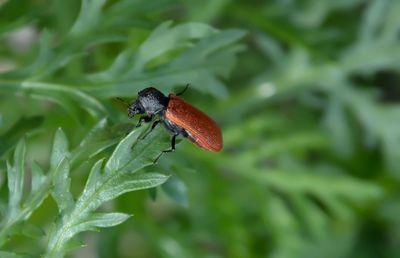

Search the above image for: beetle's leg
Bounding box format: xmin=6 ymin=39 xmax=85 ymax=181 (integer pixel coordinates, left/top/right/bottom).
xmin=169 ymin=133 xmax=178 ymax=150
xmin=136 ymin=115 xmax=152 ymax=127
xmin=154 ymin=133 xmax=178 ymax=163
xmin=142 ymin=119 xmax=161 ymax=139
xmin=176 ymin=83 xmax=190 ymax=96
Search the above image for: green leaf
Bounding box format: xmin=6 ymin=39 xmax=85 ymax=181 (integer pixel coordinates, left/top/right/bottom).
xmin=120 ymin=126 xmax=171 ymax=174
xmin=31 ymin=161 xmax=46 ymax=193
xmin=10 ymin=30 xmax=54 ymax=78
xmin=104 ymin=126 xmax=146 ymax=174
xmin=83 ymin=25 xmax=246 ymax=98
xmin=22 ymin=160 xmax=52 ymax=220
xmin=76 ymin=118 xmax=108 ymax=148
xmin=48 ymin=213 xmax=129 ymax=250
xmin=82 ymin=159 xmax=104 ymax=195
xmin=360 ymin=0 xmax=389 ymax=42
xmin=52 ymin=158 xmax=74 ymax=216
xmin=0 ymin=81 xmax=107 ymax=120
xmin=78 ymin=172 xmax=169 ymax=215
xmin=69 ymin=119 xmax=119 ymax=167
xmin=50 ymin=128 xmax=69 ymax=171
xmin=44 ymin=124 xmax=170 ymax=257
xmin=72 ymin=212 xmax=130 ymax=233
xmin=166 ymin=28 xmax=246 ymax=98
xmin=0 ymin=134 xmax=59 ymax=247
xmin=0 ymin=116 xmax=43 ymax=157
xmin=7 ymin=139 xmax=26 ymax=213
xmin=132 ymin=21 xmax=217 ymax=71
xmin=69 ymin=0 xmax=107 ymax=37
xmin=44 ymin=170 xmax=167 ymax=257
xmin=104 ymin=173 xmax=169 ymax=202
xmin=86 ymin=50 xmax=133 ymax=82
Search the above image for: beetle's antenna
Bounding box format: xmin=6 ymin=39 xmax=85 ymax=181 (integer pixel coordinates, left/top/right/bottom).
xmin=176 ymin=83 xmax=190 ymax=96
xmin=116 ymin=97 xmax=130 ymax=107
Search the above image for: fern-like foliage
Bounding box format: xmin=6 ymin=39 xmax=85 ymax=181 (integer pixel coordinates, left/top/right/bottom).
xmin=250 ymin=0 xmax=400 ymax=175
xmin=0 ymin=0 xmax=245 ymax=257
xmin=0 ymin=124 xmax=169 ymax=257
xmin=44 ymin=125 xmax=169 ymax=258
xmin=0 ymin=137 xmax=56 ymax=248
xmin=0 ymin=0 xmax=245 ymax=125
xmin=0 ymin=118 xmax=119 ymax=255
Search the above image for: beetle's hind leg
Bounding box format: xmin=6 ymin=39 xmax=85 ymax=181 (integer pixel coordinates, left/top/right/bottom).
xmin=154 ymin=132 xmax=178 ymax=163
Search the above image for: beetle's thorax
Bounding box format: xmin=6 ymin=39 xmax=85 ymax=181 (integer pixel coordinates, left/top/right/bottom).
xmin=137 ymin=87 xmax=169 ymax=115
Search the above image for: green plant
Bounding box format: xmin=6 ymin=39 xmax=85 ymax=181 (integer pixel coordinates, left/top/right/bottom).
xmin=44 ymin=125 xmax=169 ymax=258
xmin=0 ymin=123 xmax=170 ymax=257
xmin=2 ymin=0 xmax=400 ymax=257
xmin=0 ymin=0 xmax=244 ymax=257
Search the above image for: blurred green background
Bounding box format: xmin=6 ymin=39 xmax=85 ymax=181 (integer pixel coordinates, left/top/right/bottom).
xmin=1 ymin=0 xmax=400 ymax=257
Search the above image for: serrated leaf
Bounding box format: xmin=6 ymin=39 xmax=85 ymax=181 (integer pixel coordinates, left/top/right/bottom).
xmin=0 ymin=140 xmax=53 ymax=247
xmin=104 ymin=126 xmax=146 ymax=174
xmin=73 ymin=212 xmax=130 ymax=233
xmin=31 ymin=161 xmax=46 ymax=193
xmin=78 ymin=173 xmax=169 ymax=214
xmin=50 ymin=128 xmax=69 ymax=171
xmin=44 ymin=121 xmax=170 ymax=256
xmin=120 ymin=126 xmax=170 ymax=174
xmin=82 ymin=159 xmax=104 ymax=195
xmin=162 ymin=174 xmax=188 ymax=208
xmin=52 ymin=158 xmax=74 ymax=216
xmin=105 ymin=173 xmax=169 ymax=203
xmin=7 ymin=139 xmax=26 ymax=212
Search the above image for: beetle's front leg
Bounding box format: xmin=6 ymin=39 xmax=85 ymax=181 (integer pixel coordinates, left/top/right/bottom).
xmin=136 ymin=115 xmax=152 ymax=127
xmin=142 ymin=119 xmax=161 ymax=139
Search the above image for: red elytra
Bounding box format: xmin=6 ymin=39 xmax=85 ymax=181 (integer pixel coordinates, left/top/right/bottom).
xmin=165 ymin=94 xmax=223 ymax=151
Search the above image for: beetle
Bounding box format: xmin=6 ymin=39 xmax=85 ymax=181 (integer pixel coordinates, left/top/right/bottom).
xmin=125 ymin=85 xmax=223 ymax=162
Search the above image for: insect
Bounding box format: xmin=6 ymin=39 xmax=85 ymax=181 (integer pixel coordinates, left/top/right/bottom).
xmin=125 ymin=85 xmax=223 ymax=162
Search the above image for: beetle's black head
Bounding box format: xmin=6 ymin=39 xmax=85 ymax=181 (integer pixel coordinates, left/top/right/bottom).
xmin=128 ymin=87 xmax=169 ymax=117
xmin=127 ymin=99 xmax=144 ymax=118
